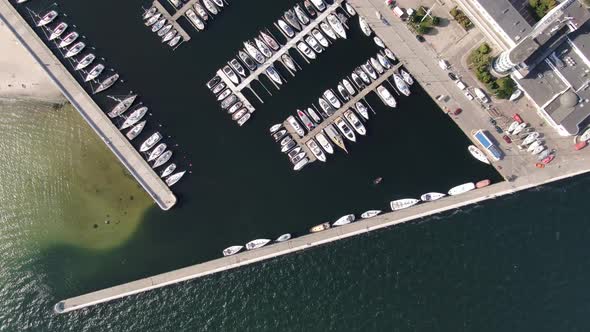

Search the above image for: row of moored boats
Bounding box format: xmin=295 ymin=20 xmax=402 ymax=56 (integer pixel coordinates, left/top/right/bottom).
xmin=141 ymin=7 xmax=183 ymax=48
xmin=36 ymin=10 xmax=119 ymax=94
xmin=505 ymin=121 xmax=555 ymax=163
xmin=206 ymin=75 xmax=255 ymax=126
xmin=222 ymin=179 xmax=492 ymax=256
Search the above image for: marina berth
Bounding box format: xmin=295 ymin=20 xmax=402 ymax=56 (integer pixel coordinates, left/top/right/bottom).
xmin=361 ymin=210 xmax=381 ymax=218
xmin=378 ymin=53 xmax=392 ymax=69
xmin=384 ymin=48 xmax=396 ymax=61
xmin=276 ymin=234 xmax=292 ymax=242
xmin=334 ymin=116 xmax=356 ymax=142
xmin=160 ymin=163 xmax=176 ymax=178
xmin=142 ymin=7 xmax=157 ymax=20
xmin=400 ymin=69 xmax=414 ymax=85
xmin=390 ymin=198 xmax=420 ymax=211
xmin=370 ymin=57 xmax=384 ymax=74
xmin=75 ymin=53 xmax=95 ymax=70
xmin=294 ymin=4 xmax=311 ymax=25
xmin=310 ymin=222 xmax=331 ymax=233
xmin=420 ymin=192 xmax=446 ymax=202
xmin=362 ymin=62 xmax=378 ymax=80
xmin=168 ymin=35 xmax=183 ymax=47
xmin=323 ymin=89 xmax=341 ymax=108
xmin=287 ymin=116 xmax=306 ymax=137
xmin=448 ymin=183 xmax=476 ymax=196
xmin=319 ymin=22 xmax=337 ymax=40
xmin=327 ymin=14 xmax=346 ymax=39
xmin=476 ymin=179 xmax=491 ymax=189
xmin=140 ymin=132 xmax=163 ymax=152
xmin=325 ymin=124 xmax=347 ymax=152
xmin=244 ymin=41 xmax=266 ymax=64
xmin=119 ymin=106 xmax=147 ymax=129
xmin=333 ymin=214 xmax=355 ymax=226
xmin=306 ymin=139 xmax=326 ymax=162
xmin=345 ymin=3 xmax=356 ymax=16
xmin=315 ymin=132 xmax=334 ymax=154
xmin=281 ymin=54 xmax=297 ymax=71
xmin=94 ymin=73 xmax=119 ymax=94
xmin=153 ymin=151 xmax=172 ymax=168
xmin=377 ymin=85 xmax=396 ymax=108
xmin=126 ymin=121 xmax=146 ymax=140
xmin=222 ymin=246 xmax=243 ymax=256
xmin=216 ymin=89 xmax=231 ymax=101
xmin=108 ymin=95 xmax=137 ymax=118
xmin=392 ymin=74 xmax=410 ymax=96
xmin=342 ymin=79 xmax=356 ymax=96
xmin=297 ymin=109 xmax=315 ymax=130
xmin=284 ymin=9 xmax=302 ymax=31
xmin=265 ymin=66 xmax=282 ymax=85
xmin=236 ymin=113 xmax=251 ymax=126
xmin=165 ymin=171 xmax=185 ymax=187
xmin=305 ymin=35 xmax=324 ymax=53
xmin=373 ymin=36 xmax=385 ymax=48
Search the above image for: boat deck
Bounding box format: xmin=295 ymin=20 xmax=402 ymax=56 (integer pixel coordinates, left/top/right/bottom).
xmin=0 ymin=1 xmax=177 ymax=210
xmin=152 ymin=1 xmax=191 ymax=42
xmin=283 ymin=63 xmax=402 ymax=163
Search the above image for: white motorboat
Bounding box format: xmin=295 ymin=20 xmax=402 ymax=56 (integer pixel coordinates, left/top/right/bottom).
xmin=269 ymin=123 xmax=282 ymax=134
xmin=194 ymin=3 xmax=209 ymax=21
xmin=337 ymin=84 xmax=350 ymax=101
xmin=370 ymin=57 xmax=385 ymax=74
xmin=400 ymin=69 xmax=414 ymax=85
xmin=288 ymin=147 xmax=302 ymax=159
xmin=509 ymin=89 xmax=522 ymax=101
xmin=355 ymin=101 xmax=369 ymax=120
xmin=522 ymin=132 xmax=540 ymax=146
xmin=345 ymin=3 xmax=356 ymax=16
xmin=306 ymin=139 xmax=326 ymax=162
xmin=245 ymin=239 xmax=271 ymax=250
xmin=281 ymin=54 xmax=297 ymax=72
xmin=220 ymin=94 xmax=238 ymax=110
xmin=393 ymin=74 xmax=410 ymax=96
xmin=238 ymin=51 xmax=258 ymax=71
xmin=323 ymin=89 xmax=341 ymax=109
xmin=186 ymin=10 xmax=204 ymax=30
xmin=244 ymin=41 xmax=266 ymax=64
xmin=202 ymin=0 xmax=218 ymax=15
xmin=356 ymin=68 xmax=371 ymax=84
xmin=294 ymin=4 xmax=310 ymax=25
xmin=304 ymin=0 xmax=318 ymax=16
xmin=153 ymin=150 xmax=172 ymax=168
xmin=276 ymin=234 xmax=291 ymax=242
xmin=126 ymin=121 xmax=146 ymax=140
xmin=378 ymin=53 xmax=392 ymax=69
xmin=311 ymin=29 xmax=329 ymax=48
xmin=384 ymin=48 xmax=396 ymax=61
xmin=361 ymin=210 xmax=381 ymax=219
xmin=281 ymin=140 xmax=296 ymax=153
xmin=343 ymin=109 xmax=366 ymax=136
xmin=468 ymin=145 xmax=490 ymax=164
xmin=232 ymin=108 xmax=247 ymax=121
xmin=293 ymin=158 xmax=309 ymax=171
xmin=278 ymin=19 xmax=295 ymax=38
xmin=273 ymin=130 xmax=287 ymax=142
xmin=151 ymin=18 xmax=167 ymax=33
xmin=319 ymin=22 xmax=337 ymax=40
xmin=284 ymin=9 xmax=301 ymax=31
xmin=305 ymin=35 xmax=323 ymax=53
xmin=64 ymin=41 xmax=85 ymax=58
xmin=531 ymin=144 xmax=545 ymax=155
xmin=291 ymin=152 xmax=307 ymax=165
xmin=37 ymin=10 xmax=58 ymax=27
xmin=527 ymin=140 xmax=542 ymax=152
xmin=342 ymin=79 xmax=356 ymax=96
xmin=165 ymin=171 xmax=185 ymax=187
xmin=212 ymin=0 xmax=223 ymax=8
xmin=374 ymin=36 xmax=385 ymax=48
xmin=333 ymin=214 xmax=355 ymax=226
xmin=506 ymin=121 xmax=519 ymax=134
xmin=512 ymin=122 xmax=528 ymax=136
xmin=315 ymin=132 xmax=334 ymax=154
xmin=390 ymin=198 xmax=419 ymax=211
xmin=161 ymin=163 xmax=176 ymax=178
xmin=359 ymin=16 xmax=371 ymax=36
xmin=255 ymin=37 xmax=273 ymax=58
xmin=120 ymin=106 xmax=147 ymax=129
xmin=49 ymin=22 xmax=67 ymax=41
xmin=222 ymin=65 xmax=240 ymax=85
xmin=84 ymin=64 xmax=104 ymax=82
xmin=148 ymin=143 xmax=166 ymax=162
xmin=306 ymin=107 xmax=322 ymax=123
xmin=579 ymin=127 xmax=590 ymax=141
xmin=157 ymin=24 xmax=172 ymax=37
xmin=229 ymin=59 xmax=247 ymax=78
xmin=108 ymin=94 xmax=137 ymax=118
xmin=334 ymin=116 xmax=356 ymax=142
xmin=377 ymin=85 xmax=396 ymax=108
xmin=297 ymin=109 xmax=315 ymax=131
xmin=217 ymin=89 xmax=232 ymax=101
xmin=310 ymin=0 xmax=326 ymax=11
xmin=318 ymin=97 xmax=334 ymax=118
xmin=75 ymin=53 xmax=95 ymax=70
xmin=260 ymin=31 xmax=280 ymax=51
xmin=420 ymin=192 xmax=446 ymax=202
xmin=327 ymin=14 xmax=346 ymax=39
xmin=143 ymin=7 xmax=157 ymax=20
xmin=94 ymin=73 xmax=119 ymax=94
xmin=287 ymin=115 xmax=305 ymax=137
xmin=168 ymin=35 xmax=183 ymax=47
xmin=362 ymin=62 xmax=378 ymax=80
xmin=324 ymin=124 xmax=347 ymax=152
xmin=448 ymin=182 xmax=476 ymax=196
xmin=145 ymin=13 xmax=162 ymax=26
xmin=162 ymin=30 xmax=177 ymax=43
xmin=140 ymin=132 xmax=162 ymax=152
xmin=351 ymin=72 xmax=364 ymax=88
xmin=222 ymin=246 xmax=243 ymax=256
xmin=265 ymin=66 xmax=282 ymax=85
xmin=297 ymin=42 xmax=316 ymax=60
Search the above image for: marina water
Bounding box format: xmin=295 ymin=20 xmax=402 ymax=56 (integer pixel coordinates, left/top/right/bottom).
xmin=2 ymin=0 xmax=588 ymax=330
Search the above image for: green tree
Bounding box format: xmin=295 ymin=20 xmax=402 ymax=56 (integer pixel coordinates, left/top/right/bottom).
xmin=529 ymin=0 xmax=557 ymax=20
xmin=478 ymin=43 xmax=490 ymax=54
xmin=431 ymin=16 xmax=440 ymax=26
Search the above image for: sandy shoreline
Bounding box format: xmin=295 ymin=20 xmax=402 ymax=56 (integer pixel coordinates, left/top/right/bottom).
xmin=0 ymin=20 xmax=64 ymax=103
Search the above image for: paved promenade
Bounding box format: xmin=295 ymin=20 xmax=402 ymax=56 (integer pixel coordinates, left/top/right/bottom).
xmin=0 ymin=2 xmax=177 ymax=210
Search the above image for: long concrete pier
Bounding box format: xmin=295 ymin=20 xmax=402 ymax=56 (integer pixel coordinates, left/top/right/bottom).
xmin=152 ymin=1 xmax=191 ymax=42
xmin=0 ymin=2 xmax=177 ymax=210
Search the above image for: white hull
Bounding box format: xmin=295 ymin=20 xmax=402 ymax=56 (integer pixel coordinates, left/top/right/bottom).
xmin=333 ymin=214 xmax=355 ymax=226
xmin=448 ymin=182 xmax=475 ymax=196
xmin=468 ymin=145 xmax=490 ymax=164
xmin=420 ymin=192 xmax=445 ymax=202
xmin=361 ymin=210 xmax=381 ymax=218
xmin=390 ymin=198 xmax=419 ymax=211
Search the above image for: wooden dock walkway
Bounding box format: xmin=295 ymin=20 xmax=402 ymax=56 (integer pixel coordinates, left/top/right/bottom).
xmin=283 ymin=63 xmax=402 ymax=162
xmin=152 ymin=1 xmax=191 ymax=42
xmin=0 ymin=2 xmax=177 ymax=210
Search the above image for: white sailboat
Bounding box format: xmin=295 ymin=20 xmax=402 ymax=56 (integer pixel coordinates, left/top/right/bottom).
xmin=333 ymin=214 xmax=355 ymax=226
xmin=390 ymin=198 xmax=419 ymax=211
xmin=165 ymin=171 xmax=185 ymax=187
xmin=420 ymin=192 xmax=446 ymax=202
xmin=222 ymin=246 xmax=243 ymax=256
xmin=468 ymin=145 xmax=490 ymax=164
xmin=448 ymin=182 xmax=475 ymax=196
xmin=361 ymin=210 xmax=381 ymax=219
xmin=245 ymin=239 xmax=271 ymax=250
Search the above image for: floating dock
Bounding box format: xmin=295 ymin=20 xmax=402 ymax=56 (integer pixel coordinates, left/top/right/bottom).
xmin=152 ymin=1 xmax=191 ymax=42
xmin=0 ymin=2 xmax=177 ymax=210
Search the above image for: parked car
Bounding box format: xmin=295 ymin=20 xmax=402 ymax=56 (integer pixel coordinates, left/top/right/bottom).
xmin=489 ymin=118 xmax=497 ymax=125
xmin=494 ymin=125 xmax=503 ymax=134
xmin=465 ymin=91 xmax=474 ymax=100
xmin=453 ymin=108 xmax=463 ymax=115
xmin=438 ymin=59 xmax=450 ymax=70
xmin=502 ymin=135 xmax=512 ymax=144
xmin=513 ymin=113 xmax=523 ymax=124
xmin=416 ymin=34 xmax=425 ymax=42
xmin=448 ymin=72 xmax=457 ymax=80
xmin=456 ymin=80 xmax=467 ymax=90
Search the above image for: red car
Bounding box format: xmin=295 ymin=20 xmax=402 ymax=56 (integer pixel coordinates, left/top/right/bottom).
xmin=453 ymin=108 xmax=462 ymax=115
xmin=502 ymin=135 xmax=512 ymax=144
xmin=513 ymin=113 xmax=523 ymax=124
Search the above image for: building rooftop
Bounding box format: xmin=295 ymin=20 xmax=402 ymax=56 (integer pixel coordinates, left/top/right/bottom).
xmin=477 ymin=0 xmax=533 ymax=44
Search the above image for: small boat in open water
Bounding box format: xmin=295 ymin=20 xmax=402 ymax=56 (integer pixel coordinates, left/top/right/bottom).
xmin=223 ymin=246 xmax=243 ymax=256
xmin=448 ymin=182 xmax=475 ymax=196
xmin=333 ymin=214 xmax=355 ymax=226
xmin=390 ymin=198 xmax=419 ymax=211
xmin=420 ymin=192 xmax=445 ymax=202
xmin=361 ymin=210 xmax=381 ymax=219
xmin=245 ymin=239 xmax=271 ymax=250
xmin=310 ymin=222 xmax=330 ymax=233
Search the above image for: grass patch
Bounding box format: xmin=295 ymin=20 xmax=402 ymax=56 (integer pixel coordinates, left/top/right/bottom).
xmin=468 ymin=43 xmax=516 ymax=99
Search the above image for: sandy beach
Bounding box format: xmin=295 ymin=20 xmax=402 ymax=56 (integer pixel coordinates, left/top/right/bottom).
xmin=0 ymin=20 xmax=63 ymax=102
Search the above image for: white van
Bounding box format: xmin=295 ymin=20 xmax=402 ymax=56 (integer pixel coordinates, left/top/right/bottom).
xmin=456 ymin=80 xmax=467 ymax=90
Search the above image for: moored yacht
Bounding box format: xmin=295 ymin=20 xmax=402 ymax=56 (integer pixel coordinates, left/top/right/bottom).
xmin=355 ymin=68 xmax=371 ymax=84
xmin=227 ymin=101 xmax=243 ymax=114
xmin=153 ymin=150 xmax=172 ymax=168
xmin=393 ymin=73 xmax=410 ymax=96
xmin=327 ymin=14 xmax=346 ymax=39
xmin=37 ymin=10 xmax=58 ymax=27
xmin=222 ymin=246 xmax=243 ymax=256
xmin=75 ymin=53 xmax=95 ymax=71
xmin=145 ymin=13 xmax=162 ymax=26
xmin=362 ymin=61 xmax=378 ymax=80
xmin=370 ymin=57 xmax=385 ymax=74
xmin=359 ymin=16 xmax=371 ymax=36
xmin=126 ymin=120 xmax=146 ymax=140
xmin=84 ymin=64 xmax=104 ymax=82
xmin=337 ymin=84 xmax=350 ymax=101
xmin=304 ymin=1 xmax=317 ymax=17
xmin=202 ymin=0 xmax=218 ymax=15
xmin=373 ymin=36 xmax=385 ymax=48
xmin=217 ymin=89 xmax=231 ymax=101
xmin=260 ymin=31 xmax=280 ymax=51
xmin=161 ymin=163 xmax=176 ymax=178
xmin=306 ymin=139 xmax=326 ymax=162
xmin=297 ymin=109 xmax=315 ymax=130
xmin=306 ymin=107 xmax=322 ymax=123
xmin=323 ymin=89 xmax=341 ymax=109
xmin=108 ymin=94 xmax=137 ymax=118
xmin=351 ymin=72 xmax=364 ymax=88
xmin=420 ymin=192 xmax=446 ymax=202
xmin=384 ymin=48 xmax=396 ymax=61
xmin=311 ymin=29 xmax=329 ymax=48
xmin=297 ymin=42 xmax=316 ymax=60
xmin=361 ymin=210 xmax=381 ymax=219
xmin=310 ymin=0 xmax=326 ymax=11
xmin=324 ymin=124 xmax=347 ymax=152
xmin=334 ymin=116 xmax=356 ymax=142
xmin=148 ymin=143 xmax=166 ymax=162
xmin=238 ymin=50 xmax=257 ymax=71
xmin=194 ymin=3 xmax=209 ymax=21
xmin=355 ymin=101 xmax=369 ymax=120
xmin=269 ymin=123 xmax=282 ymax=134
xmin=165 ymin=171 xmax=186 ymax=187
xmin=237 ymin=113 xmax=250 ymax=127
xmin=400 ymin=69 xmax=414 ymax=85
xmin=266 ymin=66 xmax=282 ymax=85
xmin=162 ymin=29 xmax=177 ymax=43
xmin=212 ymin=0 xmax=224 ymax=8
xmin=318 ymin=97 xmax=334 ymax=118
xmin=287 ymin=115 xmax=305 ymax=137
xmin=186 ymin=10 xmax=204 ymax=30
xmin=284 ymin=9 xmax=301 ymax=31
xmin=294 ymin=4 xmax=310 ymax=25
xmin=49 ymin=22 xmax=67 ymax=41
xmin=140 ymin=132 xmax=163 ymax=152
xmin=222 ymin=65 xmax=240 ymax=85
xmin=305 ymin=35 xmax=323 ymax=53
xmin=377 ymin=53 xmax=392 ymax=69
xmin=168 ymin=35 xmax=182 ymax=47
xmin=277 ymin=19 xmax=295 ymax=38
xmin=254 ymin=37 xmax=273 ymax=58
xmin=64 ymin=41 xmax=85 ymax=58
xmin=120 ymin=106 xmax=147 ymax=129
xmin=319 ymin=22 xmax=337 ymax=40
xmin=315 ymin=132 xmax=333 ymax=154
xmin=151 ymin=18 xmax=167 ymax=33
xmin=142 ymin=7 xmax=157 ymax=20
xmin=345 ymin=3 xmax=357 ymax=16
xmin=333 ymin=214 xmax=355 ymax=226
xmin=390 ymin=198 xmax=419 ymax=211
xmin=310 ymin=222 xmax=330 ymax=233
xmin=468 ymin=145 xmax=490 ymax=164
xmin=244 ymin=41 xmax=266 ymax=64
xmin=276 ymin=234 xmax=292 ymax=242
xmin=281 ymin=54 xmax=297 ymax=72
xmin=245 ymin=239 xmax=271 ymax=250
xmin=157 ymin=24 xmax=172 ymax=37
xmin=229 ymin=59 xmax=247 ymax=78
xmin=377 ymin=85 xmax=396 ymax=108
xmin=293 ymin=158 xmax=309 ymax=171
xmin=94 ymin=73 xmax=119 ymax=94
xmin=448 ymin=182 xmax=476 ymax=196
xmin=343 ymin=109 xmax=366 ymax=136
xmin=342 ymin=79 xmax=356 ymax=96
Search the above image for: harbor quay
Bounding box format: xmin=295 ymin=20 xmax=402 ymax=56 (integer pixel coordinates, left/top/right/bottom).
xmin=0 ymin=2 xmax=177 ymax=210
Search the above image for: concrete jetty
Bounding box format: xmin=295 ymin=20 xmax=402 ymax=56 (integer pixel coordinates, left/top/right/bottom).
xmin=152 ymin=1 xmax=191 ymax=42
xmin=0 ymin=2 xmax=177 ymax=210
